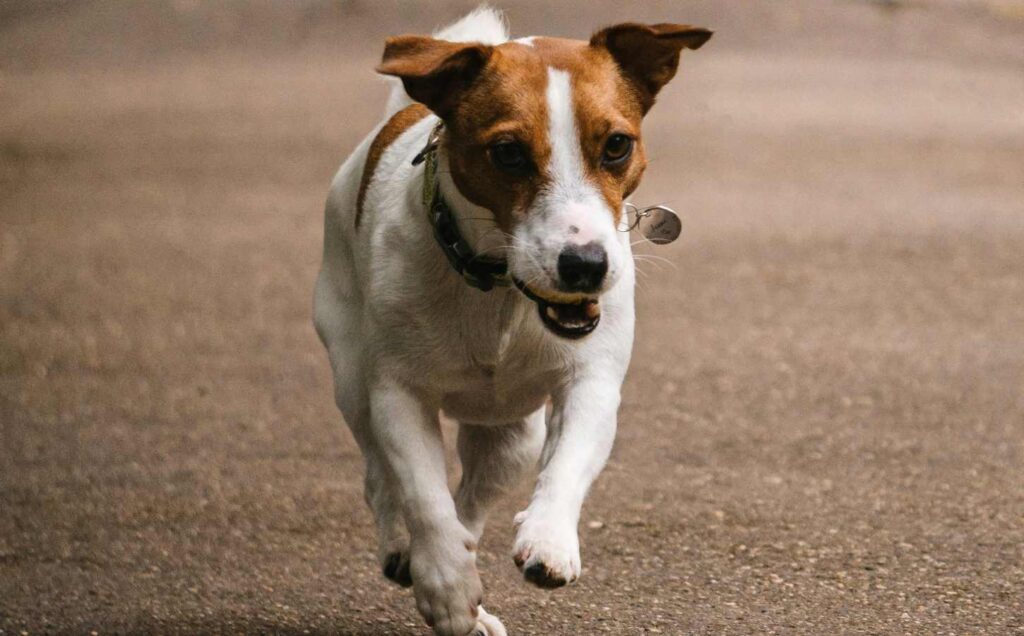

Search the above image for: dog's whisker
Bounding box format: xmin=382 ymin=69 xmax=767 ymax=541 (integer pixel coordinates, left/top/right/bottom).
xmin=633 ymin=253 xmax=678 ymax=270
xmin=626 ymin=260 xmax=667 ymax=274
xmin=631 ymin=259 xmax=668 ymax=275
xmin=632 ymin=251 xmax=678 ymax=266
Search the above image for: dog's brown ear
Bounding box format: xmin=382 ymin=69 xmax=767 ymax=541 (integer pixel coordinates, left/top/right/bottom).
xmin=591 ymin=23 xmax=712 ymax=113
xmin=377 ymin=35 xmax=493 ymax=118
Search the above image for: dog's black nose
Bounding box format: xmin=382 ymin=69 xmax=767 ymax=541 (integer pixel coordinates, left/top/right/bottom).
xmin=557 ymin=242 xmax=608 ymax=293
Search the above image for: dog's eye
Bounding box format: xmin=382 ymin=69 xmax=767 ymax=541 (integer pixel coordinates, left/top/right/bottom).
xmin=490 ymin=142 xmax=530 ymax=175
xmin=602 ymin=134 xmax=633 ymax=166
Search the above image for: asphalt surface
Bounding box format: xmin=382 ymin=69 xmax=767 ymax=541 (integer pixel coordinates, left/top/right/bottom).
xmin=2 ymin=1 xmax=1023 ymax=634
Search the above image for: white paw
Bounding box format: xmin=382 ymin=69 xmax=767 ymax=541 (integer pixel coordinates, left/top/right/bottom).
xmin=511 ymin=509 xmax=581 ymax=588
xmin=472 ymin=605 xmax=507 ymax=636
xmin=410 ymin=531 xmax=483 ymax=636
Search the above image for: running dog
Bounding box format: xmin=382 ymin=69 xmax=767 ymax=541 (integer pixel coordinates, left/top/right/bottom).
xmin=313 ymin=8 xmax=711 ymax=635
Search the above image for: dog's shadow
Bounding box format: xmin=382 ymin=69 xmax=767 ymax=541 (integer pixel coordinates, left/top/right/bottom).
xmin=52 ymin=617 xmax=423 ymax=636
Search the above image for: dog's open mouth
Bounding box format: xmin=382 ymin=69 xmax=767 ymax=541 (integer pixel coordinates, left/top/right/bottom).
xmin=513 ymin=278 xmax=601 ymax=339
xmin=537 ymin=297 xmax=601 ymax=339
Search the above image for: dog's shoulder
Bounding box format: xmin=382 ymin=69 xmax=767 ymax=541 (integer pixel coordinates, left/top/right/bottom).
xmin=355 ymin=103 xmax=431 ymax=228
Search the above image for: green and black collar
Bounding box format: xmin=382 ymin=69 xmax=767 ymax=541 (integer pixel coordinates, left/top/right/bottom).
xmin=412 ymin=122 xmax=511 ymax=292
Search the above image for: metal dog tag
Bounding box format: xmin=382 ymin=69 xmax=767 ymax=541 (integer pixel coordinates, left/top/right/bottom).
xmin=637 ymin=205 xmax=682 ymax=245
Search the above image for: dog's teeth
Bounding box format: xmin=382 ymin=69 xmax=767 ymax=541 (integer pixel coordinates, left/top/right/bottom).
xmin=584 ymin=302 xmax=600 ymax=319
xmin=546 ymin=307 xmax=559 ymax=320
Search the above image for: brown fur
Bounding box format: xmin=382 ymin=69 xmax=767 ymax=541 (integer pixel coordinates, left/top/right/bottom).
xmin=374 ymin=24 xmax=711 ymax=232
xmin=531 ymin=37 xmax=648 ymax=223
xmin=377 ymin=37 xmax=492 ymax=118
xmin=355 ymin=103 xmax=430 ymax=228
xmin=443 ymin=41 xmax=551 ymax=230
xmin=442 ymin=36 xmax=652 ymax=229
xmin=591 ymin=23 xmax=712 ymax=113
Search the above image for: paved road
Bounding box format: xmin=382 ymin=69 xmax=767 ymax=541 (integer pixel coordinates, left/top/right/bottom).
xmin=2 ymin=2 xmax=1023 ymax=634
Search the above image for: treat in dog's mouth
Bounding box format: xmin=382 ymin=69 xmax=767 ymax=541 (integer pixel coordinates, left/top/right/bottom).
xmin=512 ymin=279 xmax=601 ymax=339
xmin=537 ymin=296 xmax=601 ymax=339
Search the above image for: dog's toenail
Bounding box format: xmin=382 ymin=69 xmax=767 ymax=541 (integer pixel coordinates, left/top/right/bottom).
xmin=383 ymin=552 xmax=401 ymax=579
xmin=524 ymin=562 xmax=568 ymax=588
xmin=383 ymin=552 xmax=413 ymax=587
xmin=396 ymin=562 xmax=412 ymax=587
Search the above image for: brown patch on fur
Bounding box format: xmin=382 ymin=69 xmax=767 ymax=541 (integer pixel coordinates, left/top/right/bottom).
xmin=355 ymin=103 xmax=429 ymax=228
xmin=371 ymin=24 xmax=708 ymax=233
xmin=377 ymin=37 xmax=492 ymax=118
xmin=529 ymin=36 xmax=649 ymax=224
xmin=591 ymin=24 xmax=713 ymax=114
xmin=441 ymin=38 xmax=648 ymax=229
xmin=443 ymin=42 xmax=551 ymax=231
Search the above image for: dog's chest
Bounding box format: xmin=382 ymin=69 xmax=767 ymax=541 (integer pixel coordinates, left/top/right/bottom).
xmin=439 ymin=351 xmax=564 ymax=423
xmin=373 ymin=265 xmax=575 ymax=421
xmin=433 ymin=307 xmax=571 ymax=423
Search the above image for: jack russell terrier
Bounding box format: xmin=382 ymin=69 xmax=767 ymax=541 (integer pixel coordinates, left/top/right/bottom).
xmin=314 ymin=7 xmax=711 ymax=635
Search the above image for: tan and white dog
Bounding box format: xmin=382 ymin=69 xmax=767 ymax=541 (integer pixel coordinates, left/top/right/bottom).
xmin=314 ymin=8 xmax=710 ymax=635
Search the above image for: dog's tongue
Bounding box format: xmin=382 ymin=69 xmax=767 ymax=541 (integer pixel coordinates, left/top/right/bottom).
xmin=545 ymin=299 xmax=600 ymax=328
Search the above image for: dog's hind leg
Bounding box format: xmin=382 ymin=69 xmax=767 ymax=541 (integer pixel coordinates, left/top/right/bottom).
xmin=331 ymin=348 xmax=412 ymax=586
xmin=315 ymin=269 xmax=412 ymax=587
xmin=352 ymin=415 xmax=412 ymax=587
xmin=454 ymin=409 xmax=546 ymax=540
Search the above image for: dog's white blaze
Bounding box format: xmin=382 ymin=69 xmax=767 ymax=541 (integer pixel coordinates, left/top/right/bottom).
xmin=537 ymin=67 xmax=620 ymax=260
xmin=544 ymin=68 xmax=593 ymax=207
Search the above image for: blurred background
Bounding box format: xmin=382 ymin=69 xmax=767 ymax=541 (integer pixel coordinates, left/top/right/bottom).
xmin=1 ymin=1 xmax=1023 ymax=634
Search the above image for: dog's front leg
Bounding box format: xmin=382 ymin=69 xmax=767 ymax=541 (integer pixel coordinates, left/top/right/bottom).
xmin=369 ymin=379 xmax=482 ymax=636
xmin=512 ymin=376 xmax=620 ymax=588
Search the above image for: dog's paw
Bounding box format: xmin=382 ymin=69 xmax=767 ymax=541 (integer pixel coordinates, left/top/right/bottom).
xmin=381 ymin=548 xmax=413 ymax=587
xmin=511 ymin=509 xmax=581 ymax=588
xmin=411 ymin=533 xmax=483 ymax=636
xmin=471 ymin=605 xmax=507 ymax=636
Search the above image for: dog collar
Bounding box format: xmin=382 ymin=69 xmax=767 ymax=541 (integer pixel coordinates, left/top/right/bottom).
xmin=412 ymin=122 xmax=512 ymax=292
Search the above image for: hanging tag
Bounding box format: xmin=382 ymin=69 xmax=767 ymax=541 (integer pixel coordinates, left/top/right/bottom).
xmin=622 ymin=203 xmax=682 ymax=245
xmin=634 ymin=204 xmax=684 ymax=244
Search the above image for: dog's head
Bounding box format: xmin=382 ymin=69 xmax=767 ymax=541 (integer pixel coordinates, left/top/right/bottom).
xmin=378 ymin=23 xmax=711 ymax=338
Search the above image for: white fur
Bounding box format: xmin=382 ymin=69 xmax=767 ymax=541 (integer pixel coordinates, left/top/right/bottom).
xmin=545 ymin=68 xmax=590 ymax=202
xmin=435 ymin=5 xmax=509 ymax=44
xmin=314 ymin=9 xmax=634 ymax=636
